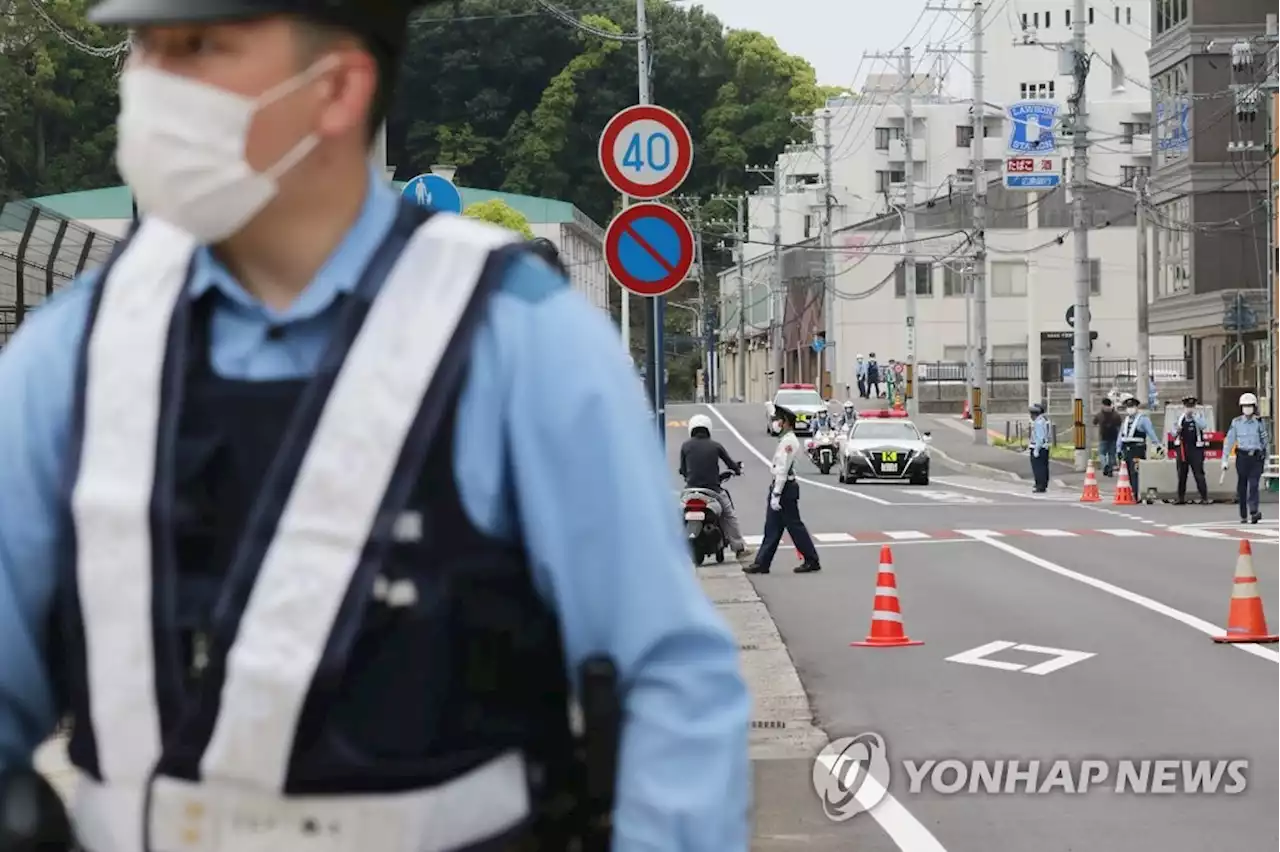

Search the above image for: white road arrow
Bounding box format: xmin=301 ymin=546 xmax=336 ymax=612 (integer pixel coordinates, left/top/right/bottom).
xmin=945 ymin=640 xmax=1095 ymax=675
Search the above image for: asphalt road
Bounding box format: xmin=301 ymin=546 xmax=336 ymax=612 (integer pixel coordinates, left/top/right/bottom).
xmin=668 ymin=402 xmax=1279 ymax=852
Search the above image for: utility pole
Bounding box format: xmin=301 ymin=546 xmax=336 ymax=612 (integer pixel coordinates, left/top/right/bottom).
xmin=971 ymin=1 xmax=989 ymax=444
xmin=901 ymin=48 xmax=919 ymax=417
xmin=931 ymin=4 xmax=988 ymax=441
xmin=675 ymin=195 xmax=713 ymax=403
xmin=634 ymin=0 xmax=665 ymax=436
xmin=748 ymin=163 xmax=786 ymax=395
xmin=1135 ymin=174 xmax=1150 ymax=411
xmin=735 ymin=197 xmax=747 ymax=400
xmin=820 ymin=109 xmax=836 ymax=398
xmin=1069 ymin=0 xmax=1092 ymax=469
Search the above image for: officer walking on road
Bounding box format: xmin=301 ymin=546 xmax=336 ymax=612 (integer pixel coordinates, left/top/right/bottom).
xmin=1172 ymin=395 xmax=1210 ymax=504
xmin=1028 ymin=403 xmax=1052 ymax=493
xmin=1119 ymin=395 xmax=1159 ymax=495
xmin=0 ymin=0 xmax=750 ymax=848
xmin=745 ymin=404 xmax=822 ymax=575
xmin=1223 ymin=392 xmax=1269 ymax=524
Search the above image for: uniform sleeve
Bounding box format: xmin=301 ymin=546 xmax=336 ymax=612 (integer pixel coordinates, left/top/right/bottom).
xmin=1223 ymin=422 xmax=1238 ymax=458
xmin=0 ymin=279 xmax=93 ymax=771
xmin=770 ymin=440 xmax=791 ymax=494
xmin=497 ymin=267 xmax=750 ymax=851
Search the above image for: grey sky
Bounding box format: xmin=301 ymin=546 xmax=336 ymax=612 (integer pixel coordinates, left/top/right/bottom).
xmin=687 ymin=0 xmax=953 ymax=89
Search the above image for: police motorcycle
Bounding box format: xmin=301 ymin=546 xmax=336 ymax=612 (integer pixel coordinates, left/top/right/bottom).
xmin=681 ymin=470 xmax=737 ymax=565
xmin=807 ymin=427 xmax=839 ymax=475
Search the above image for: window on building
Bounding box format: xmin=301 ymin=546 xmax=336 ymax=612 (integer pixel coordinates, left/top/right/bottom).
xmin=956 ymin=125 xmax=974 ymax=146
xmin=894 ymin=262 xmax=933 ymax=297
xmin=1065 ymin=8 xmax=1071 ymax=25
xmin=1119 ymin=121 xmax=1150 ymax=143
xmin=1021 ymin=12 xmax=1028 ymax=29
xmin=1114 ymin=5 xmax=1119 ymax=22
xmin=1044 ymin=11 xmax=1051 ymax=26
xmin=1088 ymin=6 xmax=1094 ymax=23
xmin=991 ymin=261 xmax=1028 ymax=296
xmin=1110 ymin=51 xmax=1125 ymax=90
xmin=1033 ymin=12 xmax=1039 ymax=27
xmin=943 ymin=265 xmax=970 ymax=296
xmin=1120 ymin=164 xmax=1150 ymax=187
xmin=1020 ymin=81 xmax=1055 ymax=99
xmin=955 ymin=167 xmax=973 ymax=180
xmin=1089 ymin=259 xmax=1101 ymax=295
xmin=1126 ymin=6 xmax=1131 ymax=23
xmin=1156 ymin=0 xmax=1187 ymax=33
xmin=875 ymin=170 xmax=906 ymax=192
xmin=874 ymin=127 xmax=901 ymax=149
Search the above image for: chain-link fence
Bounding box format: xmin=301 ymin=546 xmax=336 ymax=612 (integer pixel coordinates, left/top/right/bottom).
xmin=0 ymin=199 xmax=121 ymax=347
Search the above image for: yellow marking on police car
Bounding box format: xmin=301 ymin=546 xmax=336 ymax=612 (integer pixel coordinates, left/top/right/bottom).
xmin=881 ymin=451 xmax=898 ymax=461
xmin=667 ymin=420 xmax=688 ymax=428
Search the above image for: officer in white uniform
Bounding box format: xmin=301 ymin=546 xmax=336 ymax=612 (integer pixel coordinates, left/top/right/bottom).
xmin=744 ymin=405 xmax=821 ymax=574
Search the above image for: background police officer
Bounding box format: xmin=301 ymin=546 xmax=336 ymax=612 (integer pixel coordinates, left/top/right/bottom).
xmin=745 ymin=405 xmax=821 ymax=574
xmin=1223 ymin=392 xmax=1269 ymax=524
xmin=1172 ymin=395 xmax=1209 ymax=504
xmin=0 ymin=0 xmax=750 ymax=848
xmin=1028 ymin=403 xmax=1051 ymax=493
xmin=1119 ymin=395 xmax=1159 ymax=494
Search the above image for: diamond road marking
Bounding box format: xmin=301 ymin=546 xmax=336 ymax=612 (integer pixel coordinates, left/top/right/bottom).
xmin=885 ymin=530 xmax=930 ymax=540
xmin=813 ymin=532 xmax=857 ymax=542
xmin=945 ymin=640 xmax=1096 ymax=675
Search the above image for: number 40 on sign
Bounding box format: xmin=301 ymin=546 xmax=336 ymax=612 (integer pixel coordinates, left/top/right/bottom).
xmin=599 ymin=104 xmax=693 ymax=200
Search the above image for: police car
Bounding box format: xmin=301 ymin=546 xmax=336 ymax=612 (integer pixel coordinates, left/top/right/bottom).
xmin=837 ymin=409 xmax=932 ymax=485
xmin=765 ymin=383 xmax=829 ymax=436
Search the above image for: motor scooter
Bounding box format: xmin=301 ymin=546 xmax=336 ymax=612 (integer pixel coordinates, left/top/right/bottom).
xmin=680 ymin=470 xmax=735 ymax=565
xmin=807 ymin=429 xmax=837 ymax=474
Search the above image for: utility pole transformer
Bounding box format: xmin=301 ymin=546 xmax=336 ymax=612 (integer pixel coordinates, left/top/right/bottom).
xmin=1069 ymin=0 xmax=1092 ymax=469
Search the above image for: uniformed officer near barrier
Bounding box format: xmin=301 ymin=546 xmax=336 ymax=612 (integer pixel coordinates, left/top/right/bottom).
xmin=0 ymin=1 xmax=750 ymax=849
xmin=1172 ymin=395 xmax=1210 ymax=504
xmin=1118 ymin=395 xmax=1159 ymax=494
xmin=1223 ymin=392 xmax=1269 ymax=524
xmin=745 ymin=405 xmax=822 ymax=574
xmin=1028 ymin=403 xmax=1051 ymax=493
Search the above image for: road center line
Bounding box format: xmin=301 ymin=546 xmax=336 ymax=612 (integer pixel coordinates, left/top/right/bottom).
xmin=970 ymin=534 xmax=1280 ymax=664
xmin=705 ymin=404 xmax=892 ymax=505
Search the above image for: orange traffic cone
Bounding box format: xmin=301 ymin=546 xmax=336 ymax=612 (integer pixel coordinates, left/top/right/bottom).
xmin=851 ymin=546 xmax=923 ymax=647
xmin=1113 ymin=462 xmax=1136 ymax=505
xmin=1213 ymin=540 xmax=1278 ymax=644
xmin=1080 ymin=458 xmax=1101 ymax=502
xmin=960 ymin=399 xmax=971 ymax=420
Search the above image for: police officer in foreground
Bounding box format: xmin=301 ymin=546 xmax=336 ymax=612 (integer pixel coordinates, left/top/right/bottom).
xmin=1172 ymin=395 xmax=1210 ymax=504
xmin=1223 ymin=392 xmax=1269 ymax=524
xmin=527 ymin=236 xmax=568 ymax=277
xmin=744 ymin=405 xmax=821 ymax=574
xmin=0 ymin=1 xmax=750 ymax=850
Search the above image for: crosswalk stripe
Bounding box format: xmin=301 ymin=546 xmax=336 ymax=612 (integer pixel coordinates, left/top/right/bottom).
xmin=1026 ymin=529 xmax=1076 ymax=537
xmin=957 ymin=529 xmax=1003 ymax=538
xmin=813 ymin=532 xmax=857 ymax=543
xmin=1096 ymin=528 xmax=1151 ymax=536
xmin=885 ymin=530 xmax=930 ymax=540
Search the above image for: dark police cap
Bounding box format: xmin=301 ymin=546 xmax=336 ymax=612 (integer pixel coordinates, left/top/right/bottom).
xmin=1182 ymin=395 xmax=1198 ymax=405
xmin=89 ymin=0 xmax=438 ymax=52
xmin=773 ymin=404 xmax=797 ymax=423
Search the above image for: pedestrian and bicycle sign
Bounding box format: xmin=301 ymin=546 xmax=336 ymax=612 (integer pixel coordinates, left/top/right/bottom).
xmin=604 ymin=202 xmax=695 ymax=298
xmin=598 ymin=104 xmax=693 ymax=199
xmin=402 ymin=173 xmax=463 ymax=213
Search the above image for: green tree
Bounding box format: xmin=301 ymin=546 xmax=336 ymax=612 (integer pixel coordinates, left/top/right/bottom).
xmin=462 ymin=198 xmax=535 ymax=238
xmin=0 ymin=0 xmax=125 ymax=200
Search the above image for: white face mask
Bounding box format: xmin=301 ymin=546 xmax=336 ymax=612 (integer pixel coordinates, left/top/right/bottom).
xmin=1243 ymin=406 xmax=1255 ymax=416
xmin=772 ymin=420 xmax=783 ymax=432
xmin=115 ymin=58 xmax=335 ymax=243
xmin=1125 ymin=407 xmax=1137 ymax=416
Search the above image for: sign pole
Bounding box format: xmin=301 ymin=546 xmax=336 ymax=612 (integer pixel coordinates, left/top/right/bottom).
xmin=634 ymin=0 xmax=664 ymax=440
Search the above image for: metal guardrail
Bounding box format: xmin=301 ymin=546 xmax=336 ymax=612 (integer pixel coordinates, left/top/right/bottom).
xmin=0 ymin=198 xmax=121 ymax=347
xmin=916 ymin=358 xmax=1190 ymax=384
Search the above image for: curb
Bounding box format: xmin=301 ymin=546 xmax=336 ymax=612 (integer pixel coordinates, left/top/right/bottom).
xmin=929 ymin=446 xmax=1026 ymax=482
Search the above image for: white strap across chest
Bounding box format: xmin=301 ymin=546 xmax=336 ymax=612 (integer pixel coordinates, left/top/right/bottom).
xmin=71 ymin=213 xmax=515 ymax=791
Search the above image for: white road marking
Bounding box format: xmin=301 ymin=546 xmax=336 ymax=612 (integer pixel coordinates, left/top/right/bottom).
xmin=1025 ymin=529 xmax=1076 ymax=537
xmin=1096 ymin=528 xmax=1151 ymax=536
xmin=957 ymin=529 xmax=1004 ymax=537
xmin=813 ymin=532 xmax=857 ymax=542
xmin=1173 ymin=527 xmax=1230 ymax=539
xmin=903 ymin=489 xmax=993 ymax=504
xmin=948 ymin=640 xmax=1095 ymax=677
xmin=944 ymin=641 xmax=1024 ymax=672
xmin=885 ymin=530 xmax=930 ymax=540
xmin=812 ymin=758 xmax=949 ymax=852
xmin=704 ymin=405 xmax=893 ymax=505
xmin=970 ymin=534 xmax=1280 ymax=664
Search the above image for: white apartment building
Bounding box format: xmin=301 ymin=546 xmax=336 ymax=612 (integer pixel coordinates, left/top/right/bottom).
xmin=718 ymin=0 xmax=1176 ymax=400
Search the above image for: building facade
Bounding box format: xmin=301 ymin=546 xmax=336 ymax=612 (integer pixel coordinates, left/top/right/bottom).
xmin=719 ymin=0 xmax=1173 ymax=400
xmin=1145 ymin=0 xmax=1275 ymax=424
xmin=3 ymin=183 xmax=608 ymax=325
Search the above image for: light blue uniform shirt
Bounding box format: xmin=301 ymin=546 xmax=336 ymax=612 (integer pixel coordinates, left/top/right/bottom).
xmin=0 ymin=174 xmax=750 ymax=850
xmin=1030 ymin=414 xmax=1051 ymax=453
xmin=1121 ymin=411 xmax=1158 ymax=443
xmin=1224 ymin=415 xmax=1269 ymax=456
xmin=856 ymin=360 xmax=867 ymax=378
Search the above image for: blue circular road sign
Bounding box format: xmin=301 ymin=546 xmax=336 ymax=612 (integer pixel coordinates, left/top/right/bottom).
xmin=402 ymin=173 xmax=463 ymax=213
xmin=604 ymin=202 xmax=695 ymax=298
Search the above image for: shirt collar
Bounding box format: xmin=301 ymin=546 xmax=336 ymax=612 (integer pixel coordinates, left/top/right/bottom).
xmin=186 ymin=167 xmax=401 ymax=321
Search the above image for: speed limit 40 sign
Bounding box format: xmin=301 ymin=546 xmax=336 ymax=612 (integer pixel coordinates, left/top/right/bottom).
xmin=598 ymin=104 xmax=693 ymax=199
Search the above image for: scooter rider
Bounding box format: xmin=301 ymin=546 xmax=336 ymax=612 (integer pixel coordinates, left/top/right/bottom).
xmin=679 ymin=414 xmax=753 ymax=560
xmin=745 ymin=404 xmax=821 ymax=575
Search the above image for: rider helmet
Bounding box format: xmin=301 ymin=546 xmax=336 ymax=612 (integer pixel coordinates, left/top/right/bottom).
xmin=687 ymin=414 xmax=712 ymax=438
xmin=1239 ymin=392 xmax=1258 ymax=407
